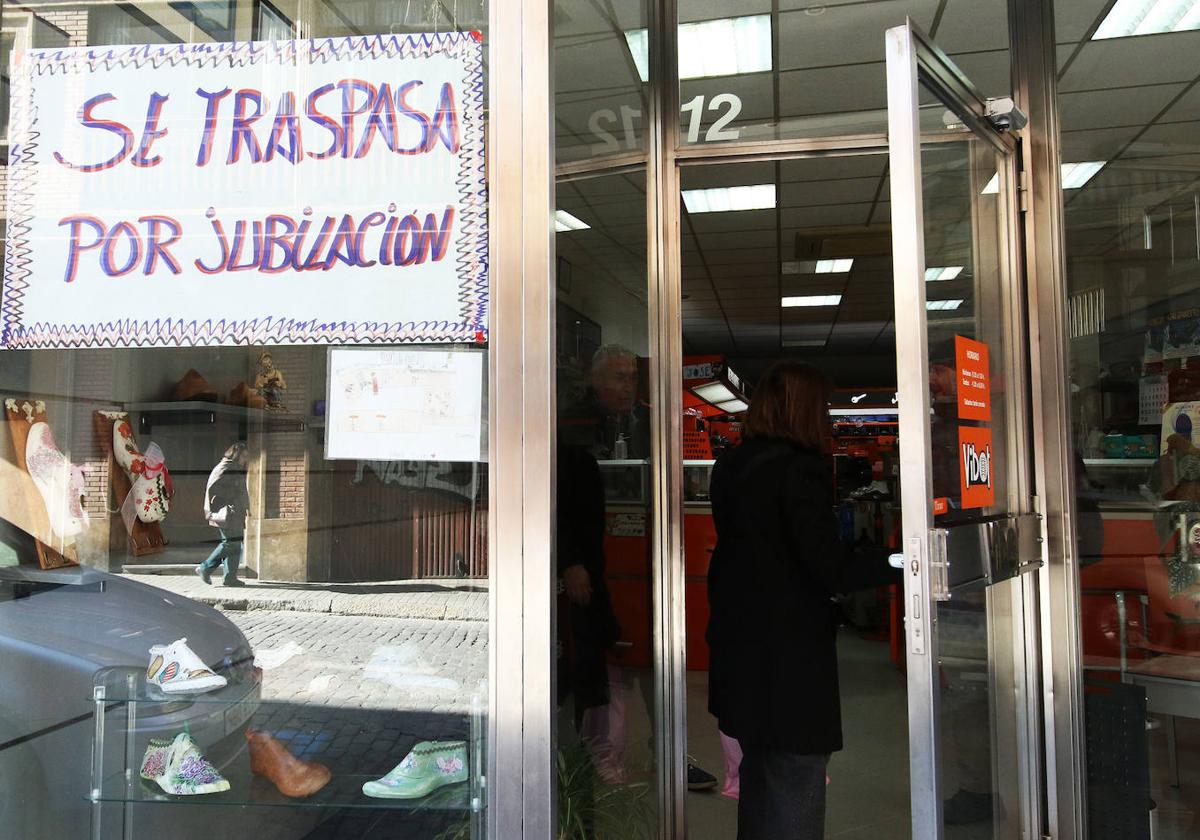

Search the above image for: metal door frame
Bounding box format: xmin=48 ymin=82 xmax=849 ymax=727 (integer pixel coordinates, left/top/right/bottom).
xmin=886 ymin=19 xmax=1041 ymax=840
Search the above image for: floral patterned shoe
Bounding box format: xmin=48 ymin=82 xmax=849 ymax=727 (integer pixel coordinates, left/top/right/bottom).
xmin=111 ymin=415 xmax=172 ymax=523
xmin=140 ymin=733 xmax=230 ymax=795
xmin=362 ymin=741 xmax=468 ymax=799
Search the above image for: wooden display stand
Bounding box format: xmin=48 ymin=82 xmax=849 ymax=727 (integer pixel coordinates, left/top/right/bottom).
xmin=93 ymin=411 xmax=168 ymax=556
xmin=3 ymin=399 xmax=79 ymax=569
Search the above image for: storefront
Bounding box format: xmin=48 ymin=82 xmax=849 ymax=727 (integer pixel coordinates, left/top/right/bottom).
xmin=0 ymin=1 xmax=1196 ymax=838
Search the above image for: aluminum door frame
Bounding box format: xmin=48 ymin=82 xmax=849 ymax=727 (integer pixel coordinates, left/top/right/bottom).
xmin=886 ymin=19 xmax=1038 ymax=840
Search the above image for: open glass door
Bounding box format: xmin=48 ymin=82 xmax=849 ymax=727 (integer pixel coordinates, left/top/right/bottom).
xmin=886 ymin=21 xmax=1042 ymax=840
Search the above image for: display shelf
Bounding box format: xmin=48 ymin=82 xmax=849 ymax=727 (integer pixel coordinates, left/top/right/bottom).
xmin=89 ymin=668 xmax=487 ymax=835
xmin=91 ymin=767 xmax=475 ymax=812
xmin=1083 ymin=458 xmax=1157 ymax=468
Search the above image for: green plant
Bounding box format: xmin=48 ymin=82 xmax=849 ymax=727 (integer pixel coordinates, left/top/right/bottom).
xmin=436 ymin=741 xmax=657 ymax=840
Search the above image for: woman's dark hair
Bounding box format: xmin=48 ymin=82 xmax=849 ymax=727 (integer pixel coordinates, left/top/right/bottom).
xmin=743 ymin=362 xmax=830 ymax=450
xmin=223 ymin=441 xmax=248 ymax=460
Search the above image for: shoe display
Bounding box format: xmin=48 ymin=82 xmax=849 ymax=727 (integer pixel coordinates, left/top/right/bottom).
xmin=229 ymin=382 xmax=268 ymax=410
xmin=686 ymin=756 xmax=717 ymax=791
xmin=172 ymin=369 xmax=219 ymax=402
xmin=139 ymin=732 xmax=230 ymax=796
xmin=362 ymin=741 xmax=468 ymax=799
xmin=112 ymin=416 xmax=172 ymax=523
xmin=24 ymin=421 xmax=88 ymax=546
xmin=147 ymin=638 xmax=228 ymax=694
xmin=247 ymin=729 xmax=332 ymax=798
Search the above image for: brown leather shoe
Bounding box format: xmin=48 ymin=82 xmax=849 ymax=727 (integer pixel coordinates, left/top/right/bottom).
xmin=246 ymin=729 xmax=332 ymax=798
xmin=172 ymin=369 xmax=218 ymax=402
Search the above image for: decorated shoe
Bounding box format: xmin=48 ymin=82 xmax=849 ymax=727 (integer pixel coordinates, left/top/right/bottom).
xmin=112 ymin=415 xmax=172 ymax=523
xmin=139 ymin=732 xmax=230 ymax=795
xmin=147 ymin=638 xmax=228 ymax=694
xmin=247 ymin=729 xmax=332 ymax=798
xmin=362 ymin=741 xmax=468 ymax=799
xmin=24 ymin=421 xmax=88 ymax=547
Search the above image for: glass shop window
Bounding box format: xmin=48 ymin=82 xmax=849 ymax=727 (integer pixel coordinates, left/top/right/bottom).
xmin=0 ymin=2 xmax=491 ymax=839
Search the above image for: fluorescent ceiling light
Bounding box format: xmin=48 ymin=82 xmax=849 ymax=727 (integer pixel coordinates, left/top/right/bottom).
xmin=555 ymin=210 xmax=590 ymax=232
xmin=981 ymin=162 xmax=1106 ymax=195
xmin=1061 ymin=161 xmax=1105 ymax=189
xmin=682 ymin=184 xmax=776 ymax=213
xmin=782 ymin=295 xmax=843 ymax=307
xmin=782 ymin=338 xmax=827 ymax=347
xmin=693 ymin=381 xmax=737 ymax=403
xmin=926 ymin=299 xmax=965 ymax=311
xmin=782 ymin=259 xmax=853 ymax=274
xmin=815 ymin=258 xmax=854 ymax=273
xmin=715 ymin=399 xmax=749 ymax=413
xmin=625 ymin=14 xmax=772 ymax=83
xmin=925 ymin=266 xmax=964 ymax=282
xmin=1093 ymin=0 xmax=1200 ymax=40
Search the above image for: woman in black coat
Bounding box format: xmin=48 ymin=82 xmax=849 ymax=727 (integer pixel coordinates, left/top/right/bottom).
xmin=706 ymin=362 xmax=898 ymax=840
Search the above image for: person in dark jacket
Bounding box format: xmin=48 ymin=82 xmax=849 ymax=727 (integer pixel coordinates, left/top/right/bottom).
xmin=706 ymin=362 xmax=899 ymax=840
xmin=196 ymin=441 xmax=250 ymax=587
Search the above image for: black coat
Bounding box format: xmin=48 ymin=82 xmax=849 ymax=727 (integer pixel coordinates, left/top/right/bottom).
xmin=706 ymin=438 xmax=899 ymax=755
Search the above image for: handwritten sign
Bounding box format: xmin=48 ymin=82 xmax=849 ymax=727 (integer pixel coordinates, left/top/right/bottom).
xmin=955 ymin=335 xmax=991 ymax=421
xmin=2 ymin=34 xmax=487 ymax=349
xmin=326 ymin=347 xmax=484 ymax=462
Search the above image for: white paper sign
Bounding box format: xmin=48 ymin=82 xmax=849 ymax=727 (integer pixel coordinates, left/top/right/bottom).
xmin=326 ymin=347 xmax=484 ymax=462
xmin=2 ymin=35 xmax=487 ymax=348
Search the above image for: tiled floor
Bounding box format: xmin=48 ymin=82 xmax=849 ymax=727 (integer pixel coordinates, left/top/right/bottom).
xmin=685 ymin=633 xmax=911 ymax=840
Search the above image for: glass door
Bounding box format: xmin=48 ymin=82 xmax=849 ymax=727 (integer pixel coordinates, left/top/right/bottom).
xmin=886 ymin=21 xmax=1042 ymax=840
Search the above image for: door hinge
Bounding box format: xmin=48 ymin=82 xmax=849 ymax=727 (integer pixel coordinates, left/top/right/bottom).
xmin=1018 ymin=168 xmax=1030 ymax=212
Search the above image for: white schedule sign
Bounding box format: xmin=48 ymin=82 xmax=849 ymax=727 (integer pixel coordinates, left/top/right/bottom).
xmin=326 ymin=348 xmax=484 ymax=462
xmin=2 ymin=34 xmax=487 ymax=348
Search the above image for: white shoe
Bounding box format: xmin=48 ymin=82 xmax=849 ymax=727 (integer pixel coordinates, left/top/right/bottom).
xmin=147 ymin=638 xmax=227 ymax=694
xmin=25 ymin=422 xmax=87 ymax=546
xmin=140 ymin=732 xmax=230 ymax=795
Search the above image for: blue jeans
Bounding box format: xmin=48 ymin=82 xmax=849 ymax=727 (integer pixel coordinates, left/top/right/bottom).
xmin=200 ymin=529 xmax=244 ymax=582
xmin=737 ymin=746 xmax=827 ymax=840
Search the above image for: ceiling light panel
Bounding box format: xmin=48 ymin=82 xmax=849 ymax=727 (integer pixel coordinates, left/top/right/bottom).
xmin=782 ymin=295 xmax=843 ymax=307
xmin=682 ymin=184 xmax=776 ymax=214
xmin=1093 ymin=0 xmax=1200 ymax=40
xmin=925 ymin=266 xmax=964 ymax=282
xmin=926 ymin=299 xmax=965 ymax=311
xmin=625 ymin=15 xmax=772 ymax=83
xmin=981 ymin=163 xmax=1107 ymax=194
xmin=815 ymin=258 xmax=854 ymax=273
xmin=782 ymin=339 xmax=828 ymax=347
xmin=715 ymin=399 xmax=749 ymax=413
xmin=555 ymin=210 xmax=590 ymax=232
xmin=693 ymin=382 xmax=737 ymax=403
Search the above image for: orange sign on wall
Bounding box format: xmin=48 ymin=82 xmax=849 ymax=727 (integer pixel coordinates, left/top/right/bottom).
xmin=959 ymin=425 xmax=995 ymax=509
xmin=955 ymin=335 xmax=991 ymax=421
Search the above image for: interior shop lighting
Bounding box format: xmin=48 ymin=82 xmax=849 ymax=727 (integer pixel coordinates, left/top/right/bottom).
xmin=1060 ymin=161 xmax=1106 ymax=189
xmin=715 ymin=398 xmax=749 ymax=413
xmin=692 ymin=381 xmax=738 ymax=404
xmin=682 ymin=184 xmax=776 ymax=213
xmin=781 ymin=259 xmax=854 ymax=274
xmin=555 ymin=210 xmax=591 ymax=232
xmin=828 ymin=407 xmax=900 ymax=416
xmin=782 ymin=295 xmax=843 ymax=307
xmin=926 ymin=299 xmax=964 ymax=311
xmin=625 ymin=14 xmax=772 ymax=83
xmin=1093 ymin=0 xmax=1200 ymax=39
xmin=981 ymin=161 xmax=1105 ymax=195
xmin=925 ymin=266 xmax=964 ymax=282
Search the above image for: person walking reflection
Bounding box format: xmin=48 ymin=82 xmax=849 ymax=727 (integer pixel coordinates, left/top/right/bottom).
xmin=197 ymin=441 xmax=250 ymax=587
